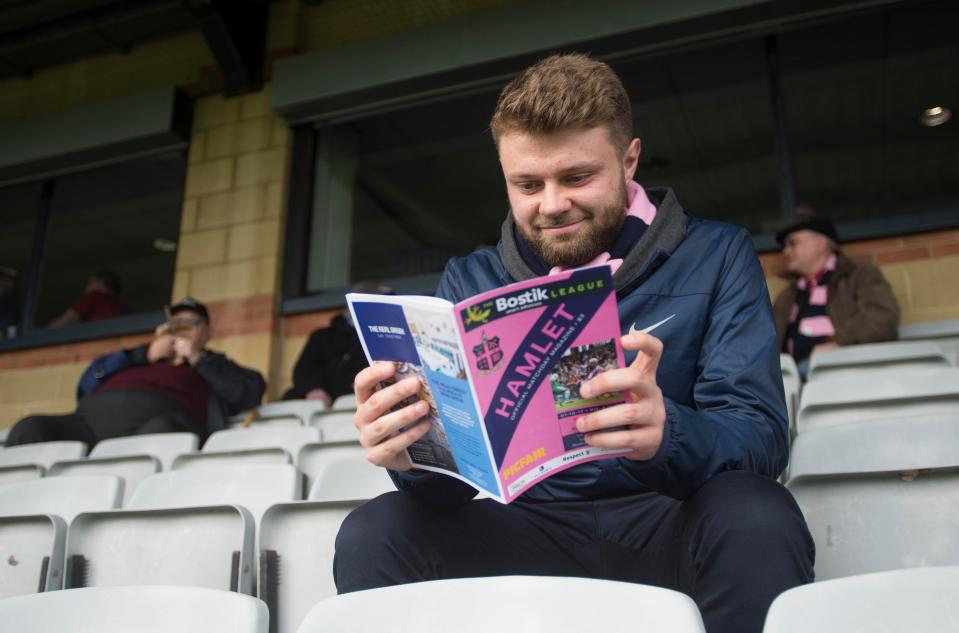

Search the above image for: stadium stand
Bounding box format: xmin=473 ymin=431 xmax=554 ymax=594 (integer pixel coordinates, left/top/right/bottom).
xmin=49 ymin=454 xmax=159 ymax=504
xmin=0 ymin=441 xmax=87 ymax=469
xmin=806 ymin=340 xmax=951 ymax=382
xmin=230 ymin=400 xmax=330 ymax=428
xmin=0 ymin=585 xmax=269 ymax=633
xmin=787 ymin=416 xmax=959 ymax=580
xmin=795 ymin=367 xmax=959 ymax=435
xmin=295 ymin=576 xmax=706 ymax=633
xmin=0 ymin=514 xmax=66 ymax=596
xmin=763 ymin=566 xmax=959 ymax=633
xmin=0 ymin=475 xmax=122 ymax=523
xmin=89 ymin=432 xmax=199 ymax=470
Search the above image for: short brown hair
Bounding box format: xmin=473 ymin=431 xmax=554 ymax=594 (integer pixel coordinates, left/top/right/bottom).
xmin=490 ymin=53 xmax=633 ymax=152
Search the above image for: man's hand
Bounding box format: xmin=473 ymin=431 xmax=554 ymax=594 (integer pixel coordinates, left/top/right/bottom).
xmin=354 ymin=362 xmax=432 ymax=471
xmin=576 ymin=332 xmax=667 ymax=461
xmin=812 ymin=341 xmax=840 ymax=354
xmin=305 ymin=388 xmax=333 ymax=407
xmin=173 ymin=336 xmax=202 ymax=366
xmin=147 ymin=334 xmax=177 ymax=363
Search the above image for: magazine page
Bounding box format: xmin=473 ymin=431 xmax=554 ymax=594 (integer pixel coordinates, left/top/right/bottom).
xmin=347 ymin=293 xmax=502 ymax=499
xmin=453 ymin=266 xmax=630 ymax=503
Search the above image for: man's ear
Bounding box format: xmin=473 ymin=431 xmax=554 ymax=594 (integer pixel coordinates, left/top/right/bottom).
xmin=623 ymin=138 xmax=642 ymax=182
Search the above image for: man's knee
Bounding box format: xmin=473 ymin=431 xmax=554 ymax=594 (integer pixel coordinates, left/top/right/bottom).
xmin=6 ymin=416 xmax=60 ymax=446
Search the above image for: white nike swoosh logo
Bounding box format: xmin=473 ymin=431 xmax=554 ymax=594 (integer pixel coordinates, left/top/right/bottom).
xmin=628 ymin=314 xmax=676 ymax=336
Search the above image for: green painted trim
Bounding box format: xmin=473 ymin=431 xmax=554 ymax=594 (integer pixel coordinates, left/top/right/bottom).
xmin=0 ymin=87 xmax=192 ymax=187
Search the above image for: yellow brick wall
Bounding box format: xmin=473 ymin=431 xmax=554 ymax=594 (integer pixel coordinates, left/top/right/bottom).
xmin=0 ymin=363 xmax=85 ymax=429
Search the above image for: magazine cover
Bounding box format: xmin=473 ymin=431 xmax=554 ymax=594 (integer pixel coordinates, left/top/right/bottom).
xmin=347 ymin=265 xmax=630 ymax=503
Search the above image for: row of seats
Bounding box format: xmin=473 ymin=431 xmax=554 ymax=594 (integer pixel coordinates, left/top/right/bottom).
xmin=3 ymin=567 xmax=958 ymax=633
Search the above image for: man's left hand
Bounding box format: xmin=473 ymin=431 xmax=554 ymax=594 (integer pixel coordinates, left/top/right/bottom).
xmin=576 ymin=332 xmax=666 ymax=461
xmin=812 ymin=341 xmax=840 ymax=354
xmin=173 ymin=336 xmax=202 ymax=366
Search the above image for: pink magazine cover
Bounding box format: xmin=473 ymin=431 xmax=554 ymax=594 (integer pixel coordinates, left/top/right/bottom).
xmin=454 ymin=265 xmax=631 ymax=502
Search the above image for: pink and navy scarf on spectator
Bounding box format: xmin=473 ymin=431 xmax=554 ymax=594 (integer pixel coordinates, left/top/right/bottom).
xmin=514 ymin=180 xmax=658 ymax=277
xmin=784 ymin=254 xmax=838 ymax=362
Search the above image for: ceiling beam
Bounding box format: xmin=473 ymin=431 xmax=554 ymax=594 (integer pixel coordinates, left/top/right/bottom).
xmin=184 ymin=0 xmax=269 ymax=96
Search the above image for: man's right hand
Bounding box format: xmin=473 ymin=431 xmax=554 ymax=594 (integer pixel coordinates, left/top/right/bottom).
xmin=354 ymin=362 xmax=432 ymax=471
xmin=147 ymin=334 xmax=176 ymax=363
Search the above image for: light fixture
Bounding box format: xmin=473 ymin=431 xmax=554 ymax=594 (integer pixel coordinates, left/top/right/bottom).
xmin=920 ymin=106 xmax=951 ymax=127
xmin=153 ymin=238 xmax=177 ymax=252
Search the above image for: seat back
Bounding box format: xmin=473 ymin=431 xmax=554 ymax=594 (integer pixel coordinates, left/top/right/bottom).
xmin=297 ymin=576 xmax=705 ymax=633
xmin=807 ymin=341 xmax=951 ymax=382
xmin=0 ymin=514 xmax=66 ymax=597
xmin=172 ymin=447 xmax=291 ymax=471
xmin=296 ymin=441 xmax=364 ymax=491
xmin=90 ymin=433 xmax=199 ymax=470
xmin=307 ymin=452 xmax=395 ymax=502
xmin=764 ymin=567 xmax=959 ymax=633
xmin=257 ymin=500 xmax=377 ymax=633
xmin=0 ymin=585 xmax=269 ymax=633
xmin=311 ymin=411 xmax=359 ymax=442
xmin=0 ymin=475 xmax=123 ymax=523
xmin=234 ymin=400 xmax=330 ymax=428
xmin=796 ymin=368 xmax=959 ymax=434
xmin=331 ymin=394 xmax=357 ymax=410
xmin=66 ymin=506 xmax=255 ymax=593
xmin=204 ymin=427 xmax=320 ymax=457
xmin=127 ymin=464 xmax=301 ymax=522
xmin=49 ymin=455 xmax=160 ymax=505
xmin=0 ymin=464 xmax=44 ymax=485
xmin=0 ymin=441 xmax=87 ymax=469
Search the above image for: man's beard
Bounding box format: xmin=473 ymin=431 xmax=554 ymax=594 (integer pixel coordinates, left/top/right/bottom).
xmin=516 ymin=184 xmax=628 ymax=269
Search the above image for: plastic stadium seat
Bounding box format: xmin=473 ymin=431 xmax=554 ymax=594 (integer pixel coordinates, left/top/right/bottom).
xmin=90 ymin=433 xmax=199 ymax=471
xmin=764 ymin=567 xmax=959 ymax=633
xmin=311 ymin=411 xmax=359 ymax=442
xmin=297 ymin=576 xmax=706 ymax=633
xmin=49 ymin=455 xmax=160 ymax=505
xmin=899 ymin=318 xmax=959 ymax=364
xmin=787 ymin=416 xmax=959 ymax=580
xmin=257 ymin=499 xmax=386 ymax=633
xmin=0 ymin=475 xmax=123 ymax=523
xmin=296 ymin=441 xmax=364 ymax=490
xmin=780 ymin=354 xmax=800 ymax=434
xmin=172 ymin=447 xmax=291 ymax=470
xmin=796 ymin=367 xmax=959 ymax=435
xmin=0 ymin=463 xmax=44 ymax=485
xmin=0 ymin=514 xmax=66 ymax=597
xmin=65 ymin=505 xmax=255 ymax=593
xmin=331 ymin=394 xmax=357 ymax=410
xmin=807 ymin=340 xmax=951 ymax=382
xmin=0 ymin=441 xmax=87 ymax=469
xmin=0 ymin=585 xmax=269 ymax=633
xmin=306 ymin=452 xmax=395 ymax=502
xmin=204 ymin=427 xmax=320 ymax=458
xmin=231 ymin=400 xmax=330 ymax=428
xmin=128 ymin=463 xmax=302 ymax=522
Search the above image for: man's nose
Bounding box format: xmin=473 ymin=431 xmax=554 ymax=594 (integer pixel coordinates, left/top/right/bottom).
xmin=539 ymin=182 xmax=571 ymax=216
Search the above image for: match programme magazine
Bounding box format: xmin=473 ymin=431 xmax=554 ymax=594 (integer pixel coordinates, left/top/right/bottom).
xmin=346 ymin=265 xmax=631 ymax=504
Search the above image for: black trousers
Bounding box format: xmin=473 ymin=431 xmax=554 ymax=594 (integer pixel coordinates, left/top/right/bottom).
xmin=334 ymin=471 xmax=814 ymax=633
xmin=5 ymin=390 xmax=202 ymax=448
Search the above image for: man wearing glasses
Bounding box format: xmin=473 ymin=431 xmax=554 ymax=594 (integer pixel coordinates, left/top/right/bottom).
xmin=4 ymin=297 xmax=266 ymax=446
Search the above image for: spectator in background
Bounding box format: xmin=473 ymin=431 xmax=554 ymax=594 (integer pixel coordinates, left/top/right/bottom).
xmin=49 ymin=269 xmax=127 ymax=328
xmin=283 ymin=281 xmax=390 ymax=406
xmin=773 ymin=216 xmax=900 ymax=375
xmin=0 ymin=266 xmax=19 ymax=340
xmin=6 ymin=297 xmax=265 ymax=447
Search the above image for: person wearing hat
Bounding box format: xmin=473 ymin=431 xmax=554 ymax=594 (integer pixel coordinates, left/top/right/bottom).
xmin=4 ymin=297 xmax=266 ymax=447
xmin=772 ymin=216 xmax=900 ymax=374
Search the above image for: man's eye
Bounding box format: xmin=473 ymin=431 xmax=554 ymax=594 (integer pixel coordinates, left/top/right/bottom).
xmin=566 ymin=174 xmax=590 ymax=185
xmin=516 ymin=182 xmax=540 ymax=192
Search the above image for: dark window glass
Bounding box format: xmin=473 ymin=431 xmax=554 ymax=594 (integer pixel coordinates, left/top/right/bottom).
xmin=0 ymin=182 xmax=40 ymax=337
xmin=34 ymin=154 xmax=186 ymax=325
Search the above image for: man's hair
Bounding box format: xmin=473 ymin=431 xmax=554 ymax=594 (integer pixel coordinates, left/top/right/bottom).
xmin=490 ymin=53 xmax=633 ymax=152
xmin=91 ymin=270 xmax=122 ymax=295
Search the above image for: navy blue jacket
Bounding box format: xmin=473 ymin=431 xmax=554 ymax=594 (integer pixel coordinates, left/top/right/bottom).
xmin=391 ymin=187 xmax=789 ymax=506
xmin=77 ymin=344 xmax=266 ymax=437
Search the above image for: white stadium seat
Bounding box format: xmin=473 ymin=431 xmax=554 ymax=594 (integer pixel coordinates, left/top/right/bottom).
xmin=296 ymin=441 xmax=364 ymax=491
xmin=0 ymin=475 xmax=123 ymax=523
xmin=0 ymin=514 xmax=66 ymax=597
xmin=0 ymin=585 xmax=269 ymax=633
xmin=306 ymin=452 xmax=394 ymax=502
xmin=172 ymin=447 xmax=291 ymax=470
xmin=231 ymin=400 xmax=330 ymax=428
xmin=0 ymin=441 xmax=87 ymax=469
xmin=780 ymin=354 xmax=800 ymax=434
xmin=796 ymin=367 xmax=959 ymax=435
xmin=764 ymin=567 xmax=959 ymax=633
xmin=296 ymin=576 xmax=706 ymax=633
xmin=806 ymin=340 xmax=950 ymax=382
xmin=331 ymin=394 xmax=357 ymax=410
xmin=49 ymin=455 xmax=160 ymax=505
xmin=787 ymin=416 xmax=959 ymax=580
xmin=90 ymin=433 xmax=199 ymax=470
xmin=311 ymin=411 xmax=359 ymax=442
xmin=0 ymin=463 xmax=44 ymax=485
xmin=899 ymin=318 xmax=959 ymax=364
xmin=204 ymin=426 xmax=320 ymax=458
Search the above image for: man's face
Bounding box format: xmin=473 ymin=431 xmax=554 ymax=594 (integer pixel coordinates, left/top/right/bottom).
xmin=169 ymin=310 xmax=211 ymax=349
xmin=782 ymin=230 xmax=831 ymax=277
xmin=498 ymin=126 xmax=641 ymax=268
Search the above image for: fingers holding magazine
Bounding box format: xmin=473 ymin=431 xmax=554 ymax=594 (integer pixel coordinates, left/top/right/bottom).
xmin=576 ymin=332 xmax=666 ymax=461
xmin=354 ymin=361 xmax=432 ymax=471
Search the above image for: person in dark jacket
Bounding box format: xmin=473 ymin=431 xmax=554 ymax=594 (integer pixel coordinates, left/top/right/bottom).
xmin=5 ymin=297 xmax=265 ymax=446
xmin=772 ymin=216 xmax=899 ymax=374
xmin=334 ymin=54 xmax=813 ymax=633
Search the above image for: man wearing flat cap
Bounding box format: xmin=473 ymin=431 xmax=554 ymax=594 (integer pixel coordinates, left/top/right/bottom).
xmin=5 ymin=297 xmax=266 ymax=447
xmin=772 ymin=216 xmax=900 ymax=374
